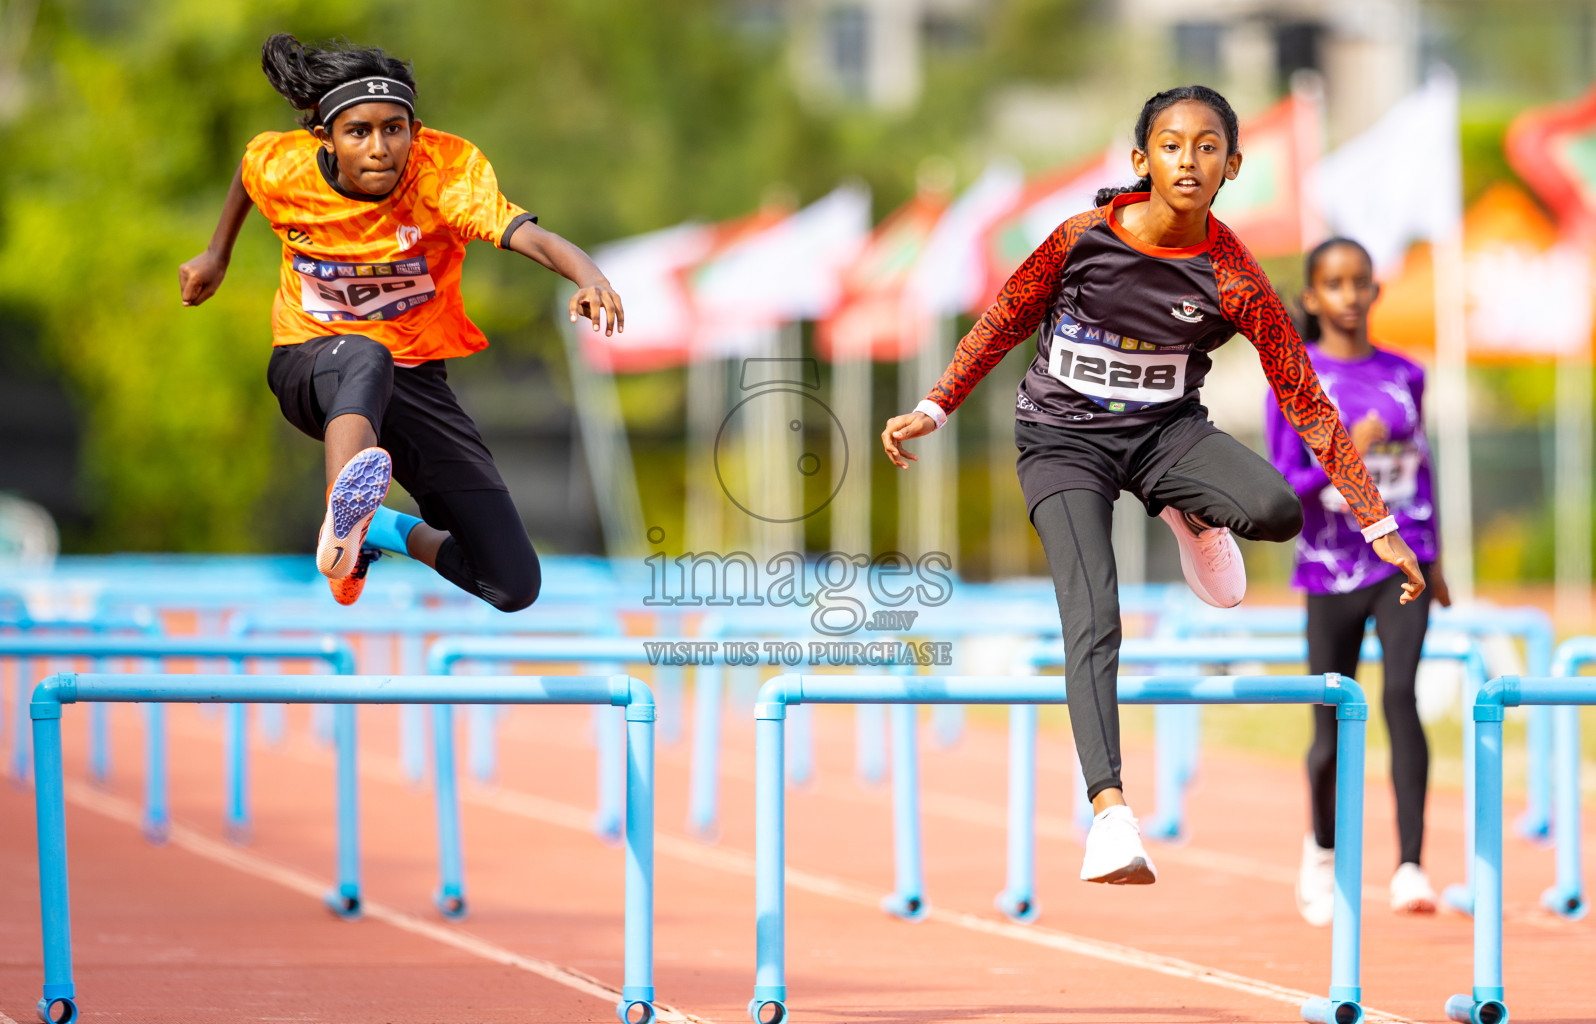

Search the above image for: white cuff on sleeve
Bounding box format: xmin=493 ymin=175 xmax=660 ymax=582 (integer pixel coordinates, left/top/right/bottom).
xmin=1361 ymin=515 xmax=1398 ymax=543
xmin=914 ymin=400 xmax=948 ymax=430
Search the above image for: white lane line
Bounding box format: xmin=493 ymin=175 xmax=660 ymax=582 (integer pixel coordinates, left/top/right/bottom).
xmin=59 ymin=781 xmax=708 ymax=1024
xmin=0 ymin=1007 xmax=20 ymax=1023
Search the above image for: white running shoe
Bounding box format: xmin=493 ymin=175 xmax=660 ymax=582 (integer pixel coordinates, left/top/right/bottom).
xmin=316 ymin=447 xmax=393 ymax=580
xmin=1296 ymin=835 xmax=1335 ymax=927
xmin=1080 ymin=805 xmax=1157 ymax=884
xmin=1159 ymin=506 xmax=1246 ymax=608
xmin=1390 ymin=862 xmax=1437 ymax=914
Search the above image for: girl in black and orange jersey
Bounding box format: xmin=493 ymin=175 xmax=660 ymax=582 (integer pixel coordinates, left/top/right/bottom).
xmin=180 ymin=35 xmax=623 ymax=608
xmin=882 ymin=86 xmax=1427 ymax=885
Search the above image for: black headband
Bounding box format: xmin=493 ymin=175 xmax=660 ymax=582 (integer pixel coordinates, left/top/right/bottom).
xmin=316 ymin=76 xmax=415 ymax=126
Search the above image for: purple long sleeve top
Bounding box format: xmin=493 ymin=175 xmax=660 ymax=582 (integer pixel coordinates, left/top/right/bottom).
xmin=1264 ymin=344 xmax=1439 ymax=594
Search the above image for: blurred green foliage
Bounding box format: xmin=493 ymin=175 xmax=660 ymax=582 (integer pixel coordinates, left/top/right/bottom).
xmin=0 ymin=0 xmax=1094 ymax=552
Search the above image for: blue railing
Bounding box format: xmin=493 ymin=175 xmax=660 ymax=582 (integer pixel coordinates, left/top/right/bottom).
xmin=27 ymin=670 xmax=658 ymax=1024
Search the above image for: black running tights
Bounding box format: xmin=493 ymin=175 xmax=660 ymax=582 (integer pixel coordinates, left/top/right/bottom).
xmin=1030 ymin=433 xmax=1303 ymax=800
xmin=1306 ymin=566 xmax=1433 ymax=866
xmin=416 ymin=488 xmax=542 ymax=613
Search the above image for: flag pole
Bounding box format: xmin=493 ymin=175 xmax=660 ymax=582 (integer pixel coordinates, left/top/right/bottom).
xmin=1430 ymin=68 xmax=1475 ymax=601
xmin=558 ymin=308 xmax=647 ymax=558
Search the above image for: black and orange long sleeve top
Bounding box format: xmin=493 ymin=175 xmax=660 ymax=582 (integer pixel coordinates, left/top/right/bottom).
xmin=922 ymin=192 xmax=1393 ymax=537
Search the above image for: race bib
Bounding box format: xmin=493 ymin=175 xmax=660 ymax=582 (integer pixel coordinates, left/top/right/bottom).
xmin=294 ymin=253 xmax=437 ymax=323
xmin=1046 ymin=314 xmax=1189 ymax=413
xmin=1322 ymin=442 xmax=1421 ymax=512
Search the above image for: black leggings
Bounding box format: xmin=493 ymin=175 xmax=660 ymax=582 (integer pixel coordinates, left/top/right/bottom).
xmin=267 ymin=335 xmax=542 ymax=612
xmin=416 ymin=489 xmax=542 ymax=613
xmin=1306 ymin=566 xmax=1432 ymax=865
xmin=1031 ymin=432 xmax=1303 ymax=800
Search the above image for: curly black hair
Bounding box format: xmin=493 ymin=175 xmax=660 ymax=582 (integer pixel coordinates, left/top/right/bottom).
xmin=260 ymin=33 xmax=416 ymax=130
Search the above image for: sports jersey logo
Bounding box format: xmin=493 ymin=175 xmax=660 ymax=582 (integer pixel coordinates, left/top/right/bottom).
xmin=1171 ymin=296 xmax=1205 ymax=323
xmin=1061 ymin=322 xmax=1081 ymax=337
xmin=396 ymin=224 xmax=422 ymax=251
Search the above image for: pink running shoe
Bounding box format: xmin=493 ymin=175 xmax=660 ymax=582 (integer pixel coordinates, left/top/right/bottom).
xmin=316 ymin=447 xmax=393 ymax=579
xmin=1158 ymin=505 xmax=1246 ymax=608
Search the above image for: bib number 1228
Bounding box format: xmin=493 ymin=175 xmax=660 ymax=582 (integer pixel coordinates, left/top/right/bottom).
xmin=1052 ymin=348 xmax=1178 ymax=391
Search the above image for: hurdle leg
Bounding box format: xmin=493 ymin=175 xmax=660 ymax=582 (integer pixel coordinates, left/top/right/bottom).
xmin=1071 ymin=747 xmax=1093 ymax=835
xmin=142 ymin=703 xmax=169 ymax=845
xmin=1147 ymin=704 xmax=1186 ymax=841
xmin=399 ymin=635 xmax=426 ymax=784
xmin=855 ymin=703 xmax=886 ymax=785
xmin=930 ymin=703 xmax=964 ymax=750
xmin=468 ymin=701 xmax=496 ymax=784
xmin=594 ymin=701 xmax=626 ymax=845
xmin=225 ymin=699 xmax=251 ymax=845
xmin=1542 ymin=704 xmax=1584 ymax=919
xmin=12 ymin=656 xmax=32 ymax=782
xmin=786 ymin=702 xmax=814 ymax=787
xmin=1444 ymin=660 xmax=1482 ymax=915
xmin=995 ymin=703 xmax=1039 ymax=922
xmin=1303 ymin=695 xmax=1366 ymax=1024
xmin=1446 ymin=704 xmax=1507 ymax=1024
xmin=748 ymin=698 xmax=787 ymax=1023
xmin=87 ymin=657 xmax=110 ymax=786
xmin=687 ymin=663 xmax=723 ymax=840
xmin=325 ymin=704 xmax=363 ymax=920
xmin=619 ymin=697 xmax=657 ymax=1022
xmin=432 ymin=703 xmax=467 ymax=918
xmin=656 ymin=663 xmax=684 ymax=746
xmin=32 ymin=700 xmax=78 ymax=1024
xmin=881 ymin=703 xmax=928 ymax=921
xmin=1516 ymin=704 xmax=1552 ymax=841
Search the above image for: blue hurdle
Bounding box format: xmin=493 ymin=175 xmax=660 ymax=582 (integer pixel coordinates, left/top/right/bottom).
xmin=996 ymin=633 xmax=1484 ymax=925
xmin=2 ymin=634 xmax=354 ymax=852
xmin=27 ymin=670 xmax=658 ymax=1024
xmin=1172 ymin=602 xmax=1558 ymax=843
xmin=425 ymin=635 xmax=684 ymax=918
xmin=746 ymin=672 xmax=1371 ymax=1024
xmin=1444 ymin=664 xmax=1594 ymax=1024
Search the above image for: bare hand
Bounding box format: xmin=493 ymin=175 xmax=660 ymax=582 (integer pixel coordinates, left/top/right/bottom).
xmin=1429 ymin=562 xmax=1452 ymax=608
xmin=1371 ymin=531 xmax=1427 ymax=604
xmin=881 ymin=412 xmax=935 ymax=469
xmin=570 ymin=282 xmax=624 ymax=336
xmin=1350 ymin=410 xmax=1388 ymax=455
xmin=179 ymin=250 xmax=228 ymax=306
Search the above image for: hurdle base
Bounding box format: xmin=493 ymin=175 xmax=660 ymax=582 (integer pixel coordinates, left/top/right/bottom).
xmin=324 ymin=887 xmax=363 ymax=921
xmin=747 ymin=991 xmax=788 ymax=1024
xmin=1441 ymin=882 xmax=1474 ymax=917
xmin=1143 ymin=815 xmax=1187 ymax=845
xmin=593 ymin=812 xmax=624 ymax=848
xmin=141 ymin=816 xmax=170 ymax=847
xmin=225 ymin=821 xmax=253 ymax=847
xmin=616 ymin=985 xmax=656 ymax=1024
xmin=36 ymin=995 xmax=76 ymax=1024
xmin=1301 ymin=995 xmax=1364 ymax=1024
xmin=433 ymin=888 xmax=468 ymax=920
xmin=1539 ymin=884 xmax=1586 ymax=921
xmin=1445 ymin=992 xmax=1508 ymax=1024
xmin=880 ymin=891 xmax=929 ymax=922
xmin=993 ymin=889 xmax=1039 ymax=924
xmin=1512 ymin=811 xmax=1551 ymax=846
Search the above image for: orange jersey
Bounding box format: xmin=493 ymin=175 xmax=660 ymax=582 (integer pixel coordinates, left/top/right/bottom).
xmin=241 ymin=128 xmax=534 ymax=362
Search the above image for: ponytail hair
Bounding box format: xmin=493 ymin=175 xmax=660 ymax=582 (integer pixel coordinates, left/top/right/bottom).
xmin=260 ymin=33 xmax=417 ymax=130
xmin=1299 ymin=236 xmax=1375 ymax=342
xmin=1095 ymin=85 xmax=1241 ymax=207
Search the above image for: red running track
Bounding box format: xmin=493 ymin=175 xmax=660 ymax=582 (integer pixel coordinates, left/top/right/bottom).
xmin=1 ymin=695 xmax=1592 ymax=1022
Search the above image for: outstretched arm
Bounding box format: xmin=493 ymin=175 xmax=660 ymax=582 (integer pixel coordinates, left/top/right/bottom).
xmin=506 ymin=220 xmax=624 ymax=337
xmin=1212 ymin=229 xmax=1424 ymax=602
xmin=882 ymin=208 xmax=1103 ymax=469
xmin=179 ymin=162 xmax=253 ymax=307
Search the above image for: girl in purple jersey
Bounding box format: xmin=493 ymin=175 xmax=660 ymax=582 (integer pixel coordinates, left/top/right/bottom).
xmin=1265 ymin=237 xmax=1452 ymax=925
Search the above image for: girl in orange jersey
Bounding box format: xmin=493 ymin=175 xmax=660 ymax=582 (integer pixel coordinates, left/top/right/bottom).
xmin=179 ymin=34 xmax=623 ymax=607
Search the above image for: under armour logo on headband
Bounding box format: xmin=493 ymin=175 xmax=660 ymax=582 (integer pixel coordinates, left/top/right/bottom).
xmin=316 ymin=76 xmax=415 ymax=125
